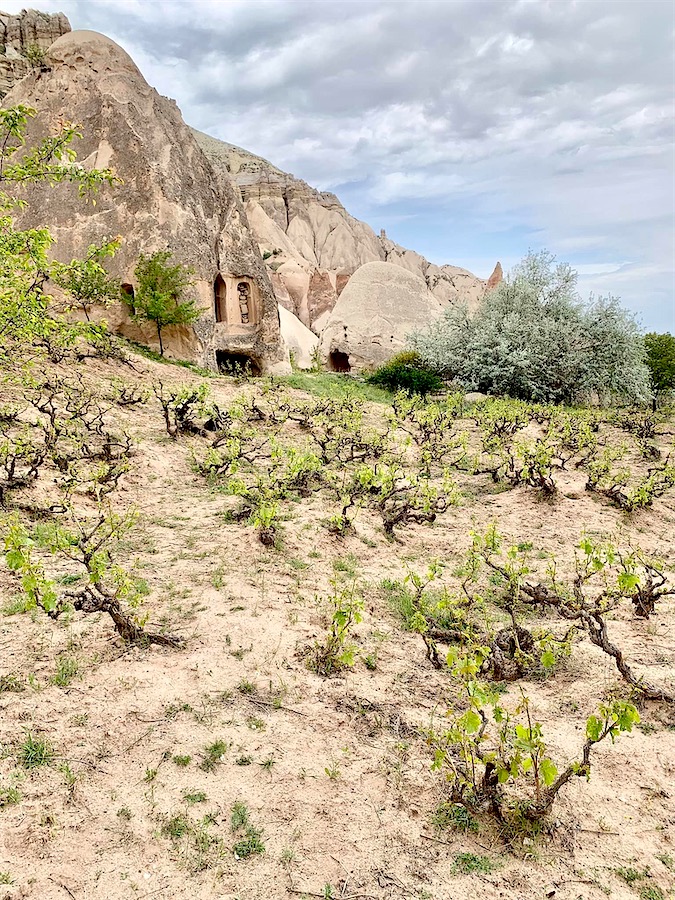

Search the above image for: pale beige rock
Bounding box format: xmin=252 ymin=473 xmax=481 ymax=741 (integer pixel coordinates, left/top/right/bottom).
xmin=6 ymin=30 xmax=288 ymax=373
xmin=193 ymin=129 xmax=491 ymax=332
xmin=318 ymin=262 xmax=444 ymax=371
xmin=278 ymin=305 xmax=319 ymax=370
xmin=0 ymin=8 xmax=70 ymax=97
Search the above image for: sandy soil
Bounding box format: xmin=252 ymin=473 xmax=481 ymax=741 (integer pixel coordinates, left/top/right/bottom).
xmin=0 ymin=354 xmax=674 ymax=900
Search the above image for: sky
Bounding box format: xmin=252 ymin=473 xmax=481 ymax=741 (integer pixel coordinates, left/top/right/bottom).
xmin=5 ymin=0 xmax=674 ymax=330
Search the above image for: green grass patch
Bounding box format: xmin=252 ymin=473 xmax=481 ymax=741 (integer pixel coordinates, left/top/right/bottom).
xmin=432 ymin=801 xmax=480 ymax=834
xmin=279 ymin=372 xmax=392 ymax=404
xmin=19 ymin=733 xmax=53 ymax=769
xmin=451 ymin=852 xmax=499 ymax=875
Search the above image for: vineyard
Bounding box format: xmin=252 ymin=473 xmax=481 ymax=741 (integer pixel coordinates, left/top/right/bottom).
xmin=0 ymin=352 xmax=674 ymax=900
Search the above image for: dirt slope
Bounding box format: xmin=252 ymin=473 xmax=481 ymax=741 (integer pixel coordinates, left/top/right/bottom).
xmin=0 ymin=353 xmax=674 ymax=900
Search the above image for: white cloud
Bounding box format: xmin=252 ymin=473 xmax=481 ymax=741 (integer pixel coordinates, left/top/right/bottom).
xmin=1 ymin=0 xmax=673 ymax=328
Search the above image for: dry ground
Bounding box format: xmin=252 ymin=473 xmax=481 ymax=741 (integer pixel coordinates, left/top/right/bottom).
xmin=1 ymin=353 xmax=674 ymax=900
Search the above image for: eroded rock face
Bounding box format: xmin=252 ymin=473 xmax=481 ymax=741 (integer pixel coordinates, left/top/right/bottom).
xmin=193 ymin=130 xmax=493 ymax=333
xmin=0 ymin=8 xmax=70 ymax=97
xmin=318 ymin=262 xmax=444 ymax=372
xmin=487 ymin=261 xmax=503 ymax=291
xmin=6 ymin=30 xmax=287 ymax=373
xmin=278 ymin=305 xmax=319 ymax=370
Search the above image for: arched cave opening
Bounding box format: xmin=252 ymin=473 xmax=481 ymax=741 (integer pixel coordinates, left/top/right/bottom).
xmin=216 ymin=350 xmax=261 ymax=377
xmin=328 ymin=350 xmax=351 ymax=373
xmin=121 ymin=283 xmax=135 ymax=313
xmin=214 ymin=275 xmax=227 ymax=323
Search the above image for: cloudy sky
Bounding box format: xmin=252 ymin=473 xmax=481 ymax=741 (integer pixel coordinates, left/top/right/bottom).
xmin=6 ymin=0 xmax=674 ymax=329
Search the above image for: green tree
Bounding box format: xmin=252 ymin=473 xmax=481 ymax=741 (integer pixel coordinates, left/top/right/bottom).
xmin=0 ymin=104 xmax=117 ymax=366
xmin=644 ymin=332 xmax=675 ymax=409
xmin=128 ymin=251 xmax=197 ymax=356
xmin=410 ymin=251 xmax=650 ymax=405
xmin=51 ymin=237 xmax=122 ymax=321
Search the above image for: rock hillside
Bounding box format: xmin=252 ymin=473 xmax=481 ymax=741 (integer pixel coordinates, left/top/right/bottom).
xmin=6 ymin=30 xmax=287 ymax=372
xmin=193 ymin=130 xmax=495 ymax=334
xmin=0 ymin=7 xmax=70 ymax=97
xmin=318 ymin=261 xmax=444 ymax=371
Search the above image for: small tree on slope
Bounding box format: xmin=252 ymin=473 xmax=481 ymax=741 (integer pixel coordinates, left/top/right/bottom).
xmin=128 ymin=251 xmax=197 ymax=356
xmin=644 ymin=332 xmax=675 ymax=409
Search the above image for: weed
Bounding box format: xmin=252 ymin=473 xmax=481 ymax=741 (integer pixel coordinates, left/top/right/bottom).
xmin=59 ymin=762 xmax=77 ymax=796
xmin=246 ymin=716 xmax=265 ymax=731
xmin=200 ymin=740 xmax=229 ymax=772
xmin=0 ymin=873 xmax=13 ymax=885
xmin=615 ymin=866 xmax=648 ymax=885
xmin=333 ymin=554 xmax=359 ymax=577
xmin=0 ymin=785 xmax=20 ymax=808
xmin=432 ymin=801 xmax=480 ymax=834
xmin=172 ymin=754 xmax=191 ymax=767
xmin=324 ymin=762 xmax=341 ymax=780
xmin=117 ymin=807 xmax=133 ymax=820
xmin=162 ymin=813 xmax=191 ymax=839
xmin=236 ymin=755 xmax=253 ymax=766
xmin=183 ymin=791 xmax=207 ymax=805
xmin=231 ymin=801 xmax=249 ymax=830
xmin=144 ymin=768 xmax=158 ymax=783
xmin=19 ymin=732 xmax=53 ymax=769
xmin=230 ymin=801 xmax=265 ymax=858
xmin=211 ymin=565 xmax=226 ymax=589
xmin=259 ymin=757 xmax=275 ymax=771
xmin=363 ymin=652 xmax=378 ymax=671
xmin=237 ymin=679 xmax=256 ymax=695
xmin=0 ymin=674 xmax=24 ymax=693
xmin=639 ymin=889 xmax=664 ymax=900
xmin=451 ymin=853 xmax=499 ymax=875
xmin=656 ymin=853 xmax=674 ymax=871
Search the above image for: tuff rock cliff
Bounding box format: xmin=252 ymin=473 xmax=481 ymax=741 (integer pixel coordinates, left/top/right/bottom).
xmin=194 ymin=130 xmax=495 ymax=335
xmin=2 ymin=11 xmax=501 ymax=372
xmin=0 ymin=7 xmax=70 ymax=97
xmin=5 ymin=29 xmax=288 ymax=372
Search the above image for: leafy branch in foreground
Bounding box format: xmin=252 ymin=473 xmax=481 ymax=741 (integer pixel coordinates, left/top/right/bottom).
xmin=3 ymin=507 xmax=182 ymax=647
xmin=478 ymin=529 xmax=675 ymax=701
xmin=430 ymin=660 xmax=639 ymax=829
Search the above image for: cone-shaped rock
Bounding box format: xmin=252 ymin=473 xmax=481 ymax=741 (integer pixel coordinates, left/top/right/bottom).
xmin=6 ymin=29 xmax=287 ymax=371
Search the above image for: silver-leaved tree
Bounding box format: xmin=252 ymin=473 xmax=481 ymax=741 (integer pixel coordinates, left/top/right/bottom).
xmin=410 ymin=250 xmax=650 ymax=404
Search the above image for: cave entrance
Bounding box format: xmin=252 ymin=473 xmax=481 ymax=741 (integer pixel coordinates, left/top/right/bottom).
xmin=216 ymin=351 xmax=261 ymax=377
xmin=121 ymin=283 xmax=135 ymax=314
xmin=329 ymin=350 xmax=351 ymax=373
xmin=214 ymin=275 xmax=227 ymax=323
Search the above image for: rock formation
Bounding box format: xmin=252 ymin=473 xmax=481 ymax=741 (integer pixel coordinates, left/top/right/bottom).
xmin=2 ymin=12 xmax=500 ymax=373
xmin=193 ymin=131 xmax=492 ymax=335
xmin=278 ymin=306 xmax=319 ymax=371
xmin=487 ymin=261 xmax=503 ymax=291
xmin=318 ymin=262 xmax=444 ymax=372
xmin=0 ymin=8 xmax=70 ymax=97
xmin=5 ymin=30 xmax=288 ymax=373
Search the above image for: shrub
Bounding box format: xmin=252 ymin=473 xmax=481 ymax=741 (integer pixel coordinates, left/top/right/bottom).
xmin=645 ymin=332 xmax=675 ymax=407
xmin=366 ymin=351 xmax=443 ymax=396
xmin=410 ymin=251 xmax=650 ymax=404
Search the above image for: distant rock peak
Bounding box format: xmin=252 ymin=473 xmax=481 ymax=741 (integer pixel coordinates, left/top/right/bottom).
xmin=487 ymin=261 xmax=503 ymax=290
